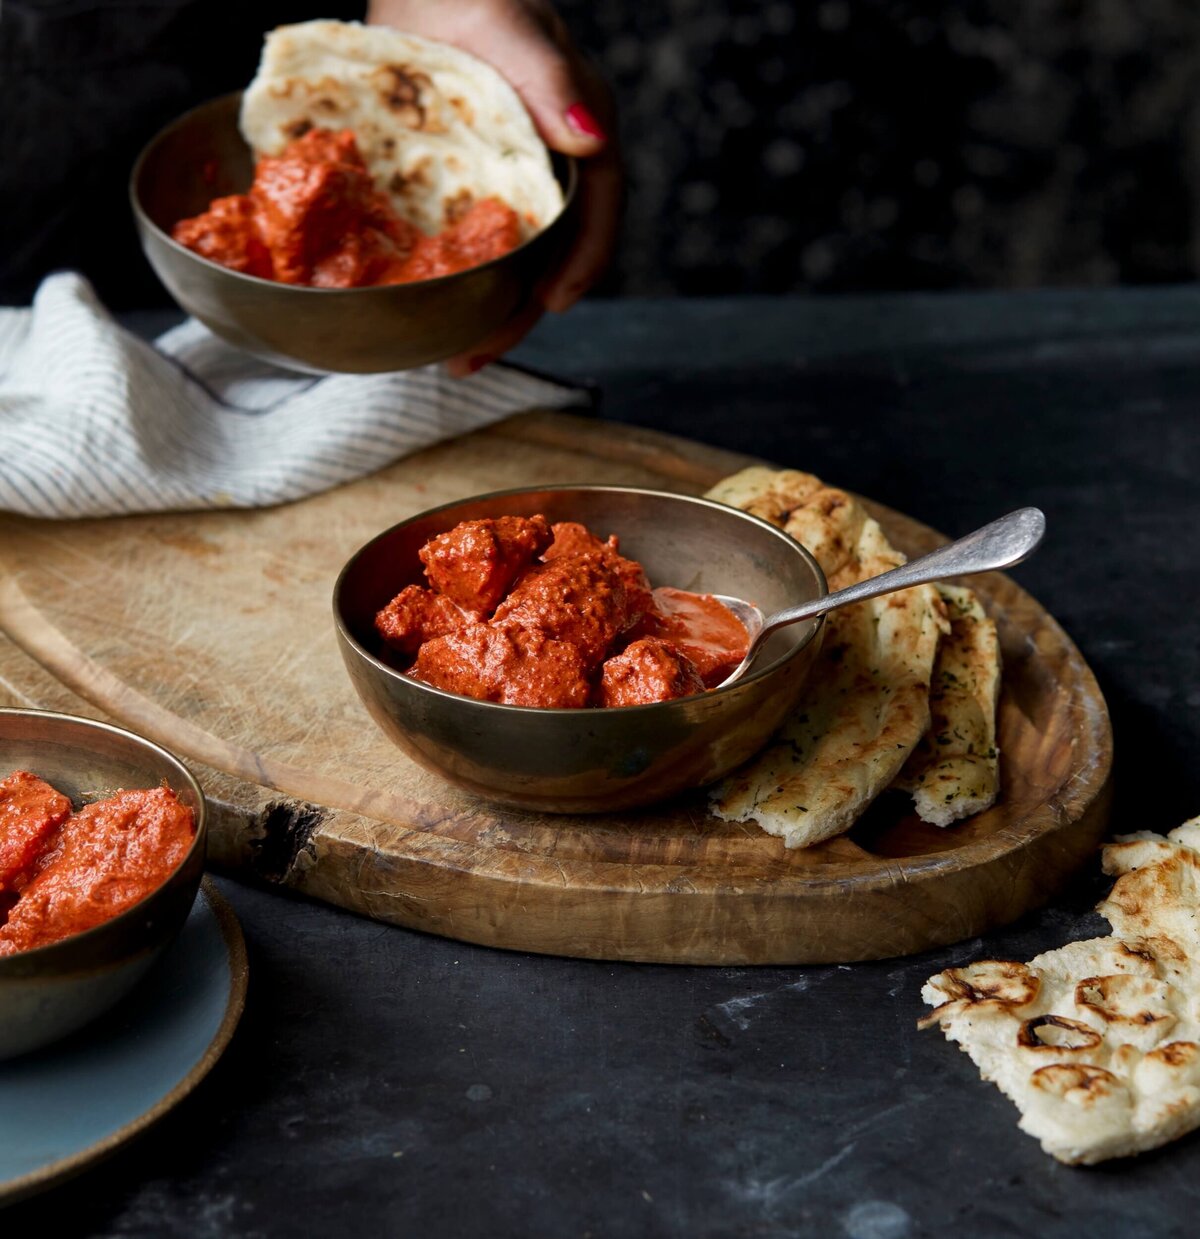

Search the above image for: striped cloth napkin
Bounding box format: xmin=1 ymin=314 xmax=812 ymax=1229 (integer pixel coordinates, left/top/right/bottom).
xmin=0 ymin=272 xmax=587 ymax=520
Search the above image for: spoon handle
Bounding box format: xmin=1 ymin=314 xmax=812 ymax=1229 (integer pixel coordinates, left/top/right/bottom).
xmin=761 ymin=506 xmax=1046 ymax=638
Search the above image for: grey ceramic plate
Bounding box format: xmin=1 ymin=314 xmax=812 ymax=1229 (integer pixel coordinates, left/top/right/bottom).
xmin=0 ymin=878 xmax=247 ymax=1204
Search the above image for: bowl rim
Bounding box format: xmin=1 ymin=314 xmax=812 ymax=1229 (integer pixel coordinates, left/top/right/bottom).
xmin=129 ymin=89 xmax=580 ymax=296
xmin=0 ymin=708 xmax=208 ymax=971
xmin=332 ymin=482 xmax=829 ymax=715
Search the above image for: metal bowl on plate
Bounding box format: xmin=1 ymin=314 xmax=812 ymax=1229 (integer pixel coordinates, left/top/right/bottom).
xmin=0 ymin=709 xmax=206 ymax=1059
xmin=333 ymin=486 xmax=827 ymax=814
xmin=130 ymin=92 xmax=578 ymax=374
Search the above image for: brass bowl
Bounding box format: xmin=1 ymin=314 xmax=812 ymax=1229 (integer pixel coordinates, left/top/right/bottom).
xmin=333 ymin=486 xmax=827 ymax=813
xmin=130 ymin=92 xmax=578 ymax=374
xmin=0 ymin=710 xmax=207 ymax=1059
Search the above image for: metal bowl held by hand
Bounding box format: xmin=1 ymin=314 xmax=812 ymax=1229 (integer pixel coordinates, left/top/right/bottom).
xmin=0 ymin=710 xmax=207 ymax=1060
xmin=130 ymin=92 xmax=578 ymax=374
xmin=333 ymin=486 xmax=828 ymax=814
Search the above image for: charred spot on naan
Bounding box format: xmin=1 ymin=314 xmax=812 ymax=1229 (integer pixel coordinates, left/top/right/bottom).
xmin=370 ymin=63 xmax=442 ymax=132
xmin=443 ymin=188 xmax=476 ymax=226
xmin=386 ymin=158 xmax=433 ymax=209
xmin=270 ymin=74 xmax=352 ymax=117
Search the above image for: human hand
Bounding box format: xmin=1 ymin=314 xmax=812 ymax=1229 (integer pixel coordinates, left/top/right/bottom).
xmin=367 ymin=0 xmax=620 ymax=375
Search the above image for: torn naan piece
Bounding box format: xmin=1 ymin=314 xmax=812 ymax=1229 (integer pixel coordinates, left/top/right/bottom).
xmin=705 ymin=467 xmax=948 ymax=849
xmin=705 ymin=467 xmax=827 ymax=529
xmin=893 ymin=583 xmax=1001 ymax=826
xmin=921 ymin=819 xmax=1200 ymax=1165
xmin=241 ymin=21 xmax=564 ymax=239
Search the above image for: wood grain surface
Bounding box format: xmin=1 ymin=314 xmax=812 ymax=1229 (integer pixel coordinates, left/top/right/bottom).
xmin=0 ymin=412 xmax=1112 ymax=963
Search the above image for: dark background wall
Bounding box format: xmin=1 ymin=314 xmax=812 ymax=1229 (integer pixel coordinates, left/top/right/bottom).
xmin=559 ymin=0 xmax=1200 ymax=296
xmin=4 ymin=0 xmax=1200 ymax=304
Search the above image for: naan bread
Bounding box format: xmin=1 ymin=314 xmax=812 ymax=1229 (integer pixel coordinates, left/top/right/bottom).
xmin=705 ymin=467 xmax=948 ymax=849
xmin=705 ymin=467 xmax=826 ymax=529
xmin=921 ymin=819 xmax=1200 ymax=1164
xmin=893 ymin=583 xmax=1001 ymax=826
xmin=241 ymin=20 xmax=564 ymax=237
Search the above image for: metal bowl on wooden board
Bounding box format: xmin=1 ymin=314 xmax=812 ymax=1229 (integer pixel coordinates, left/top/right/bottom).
xmin=333 ymin=486 xmax=827 ymax=814
xmin=0 ymin=710 xmax=207 ymax=1060
xmin=130 ymin=92 xmax=578 ymax=374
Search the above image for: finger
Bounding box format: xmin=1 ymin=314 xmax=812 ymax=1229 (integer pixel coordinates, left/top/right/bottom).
xmin=443 ymin=298 xmax=546 ymax=378
xmin=460 ymin=18 xmax=610 ymax=158
xmin=369 ymin=1 xmax=611 ymax=157
xmin=539 ymin=148 xmax=622 ymax=313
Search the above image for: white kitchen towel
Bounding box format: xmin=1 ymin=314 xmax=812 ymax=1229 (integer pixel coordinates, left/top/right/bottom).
xmin=0 ymin=272 xmax=588 ymax=520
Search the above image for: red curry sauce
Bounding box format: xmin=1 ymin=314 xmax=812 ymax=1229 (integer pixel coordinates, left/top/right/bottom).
xmin=374 ymin=516 xmax=749 ymax=709
xmin=0 ymin=775 xmax=196 ymax=957
xmin=0 ymin=771 xmax=71 ymax=894
xmin=173 ymin=129 xmax=522 ymax=287
xmin=634 ymin=587 xmax=753 ymax=684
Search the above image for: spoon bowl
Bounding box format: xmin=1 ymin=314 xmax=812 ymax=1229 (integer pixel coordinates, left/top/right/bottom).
xmin=715 ymin=506 xmax=1046 ymax=687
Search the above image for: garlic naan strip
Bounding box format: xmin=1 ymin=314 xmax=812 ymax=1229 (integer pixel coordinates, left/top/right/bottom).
xmin=893 ymin=583 xmax=1001 ymax=826
xmin=705 ymin=468 xmax=947 ymax=849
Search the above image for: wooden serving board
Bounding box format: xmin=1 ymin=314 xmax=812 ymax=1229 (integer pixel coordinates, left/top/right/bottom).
xmin=0 ymin=412 xmax=1112 ymax=964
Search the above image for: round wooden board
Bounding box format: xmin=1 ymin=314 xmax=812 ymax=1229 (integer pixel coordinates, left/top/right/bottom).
xmin=0 ymin=412 xmax=1112 ymax=964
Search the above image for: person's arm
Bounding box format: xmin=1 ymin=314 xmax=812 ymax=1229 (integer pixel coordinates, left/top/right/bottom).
xmin=367 ymin=0 xmax=621 ymax=373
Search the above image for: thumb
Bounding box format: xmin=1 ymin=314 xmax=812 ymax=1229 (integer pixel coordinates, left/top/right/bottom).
xmin=471 ymin=25 xmax=609 ymax=158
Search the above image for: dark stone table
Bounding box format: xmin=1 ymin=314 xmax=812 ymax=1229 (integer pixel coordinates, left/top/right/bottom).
xmin=13 ymin=292 xmax=1200 ymax=1236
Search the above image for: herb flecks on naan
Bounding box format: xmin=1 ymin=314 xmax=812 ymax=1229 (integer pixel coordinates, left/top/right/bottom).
xmin=894 ymin=583 xmax=1001 ymax=826
xmin=921 ymin=819 xmax=1200 ymax=1165
xmin=705 ymin=467 xmax=948 ymax=849
xmin=240 ymin=21 xmax=563 ymax=239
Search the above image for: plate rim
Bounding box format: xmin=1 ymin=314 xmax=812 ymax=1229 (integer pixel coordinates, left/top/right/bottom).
xmin=0 ymin=876 xmax=248 ymax=1205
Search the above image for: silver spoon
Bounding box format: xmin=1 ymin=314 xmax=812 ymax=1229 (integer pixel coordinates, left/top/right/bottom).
xmin=715 ymin=506 xmax=1046 ymax=687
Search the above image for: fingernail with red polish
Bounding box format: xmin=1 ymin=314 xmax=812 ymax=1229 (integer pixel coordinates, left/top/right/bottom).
xmin=565 ymin=103 xmax=606 ymax=142
xmin=466 ymin=355 xmax=492 ymax=374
